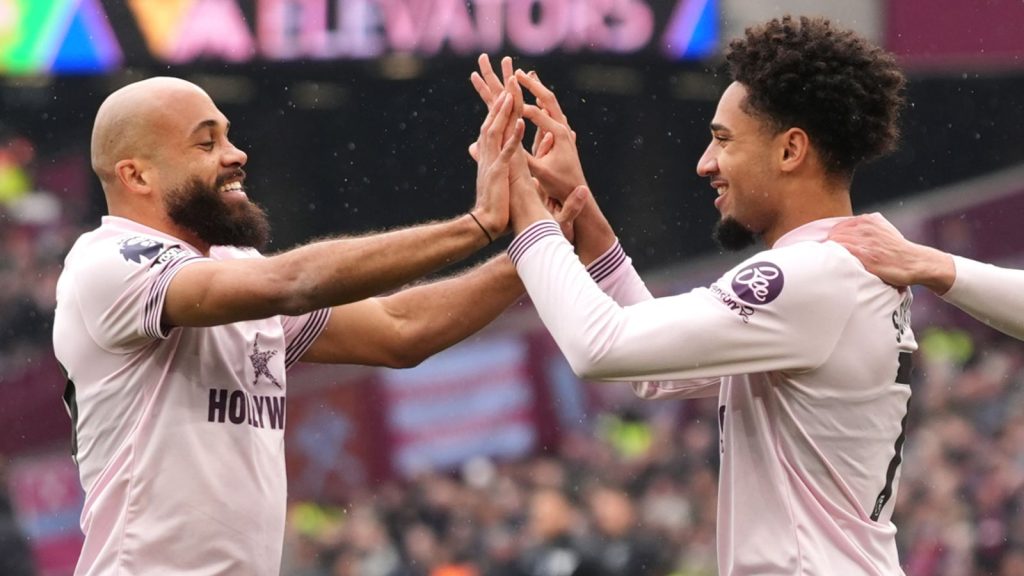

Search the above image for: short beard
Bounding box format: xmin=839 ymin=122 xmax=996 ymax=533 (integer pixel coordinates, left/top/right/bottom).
xmin=713 ymin=217 xmax=757 ymax=252
xmin=164 ymin=175 xmax=271 ymax=251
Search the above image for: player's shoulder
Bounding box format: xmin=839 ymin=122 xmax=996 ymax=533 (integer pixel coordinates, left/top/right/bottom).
xmin=741 ymin=239 xmax=858 ymax=278
xmin=65 ymin=220 xmax=201 ymax=275
xmin=210 ymin=245 xmax=263 ymax=261
xmin=715 ymin=241 xmax=858 ymax=309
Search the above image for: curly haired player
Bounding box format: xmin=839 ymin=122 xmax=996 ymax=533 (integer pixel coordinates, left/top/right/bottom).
xmin=479 ymin=15 xmax=916 ymax=575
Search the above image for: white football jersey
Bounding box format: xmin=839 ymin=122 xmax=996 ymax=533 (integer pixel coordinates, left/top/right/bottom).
xmin=53 ymin=216 xmax=330 ymax=575
xmin=512 ymin=217 xmax=916 ymax=575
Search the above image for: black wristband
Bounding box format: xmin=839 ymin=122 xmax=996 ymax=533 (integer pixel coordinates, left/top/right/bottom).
xmin=469 ymin=212 xmax=494 ymax=244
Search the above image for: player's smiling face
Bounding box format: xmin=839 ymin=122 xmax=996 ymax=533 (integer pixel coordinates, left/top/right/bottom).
xmin=697 ymin=82 xmax=781 ymax=248
xmin=163 ymin=89 xmax=249 ymax=205
xmin=150 ymin=87 xmax=270 ymax=249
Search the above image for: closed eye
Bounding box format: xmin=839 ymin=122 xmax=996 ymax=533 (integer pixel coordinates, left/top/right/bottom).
xmin=198 ymin=141 xmax=215 ymax=150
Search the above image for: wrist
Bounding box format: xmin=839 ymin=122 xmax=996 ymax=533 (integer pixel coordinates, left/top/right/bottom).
xmin=468 ymin=212 xmax=495 ymax=245
xmin=572 ymin=199 xmax=617 ymax=265
xmin=917 ymin=246 xmax=956 ymax=295
xmin=510 ymin=204 xmax=552 ymax=236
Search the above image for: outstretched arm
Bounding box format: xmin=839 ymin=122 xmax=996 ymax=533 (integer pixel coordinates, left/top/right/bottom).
xmin=300 ymin=255 xmax=521 ymax=367
xmin=828 ymin=213 xmax=955 ymax=293
xmin=162 ymin=85 xmax=523 ymax=329
xmin=300 ymin=85 xmax=586 ymax=367
xmin=830 ymin=212 xmax=1024 ymax=341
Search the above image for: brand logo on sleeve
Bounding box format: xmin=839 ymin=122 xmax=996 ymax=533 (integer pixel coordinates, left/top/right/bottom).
xmin=154 ymin=246 xmax=187 ymax=266
xmin=731 ymin=262 xmax=785 ymax=305
xmin=710 ymin=284 xmax=754 ymax=323
xmin=119 ymin=237 xmax=164 ymax=263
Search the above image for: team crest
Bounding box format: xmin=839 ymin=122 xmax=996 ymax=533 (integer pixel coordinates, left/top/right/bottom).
xmin=249 ymin=335 xmax=281 ymax=389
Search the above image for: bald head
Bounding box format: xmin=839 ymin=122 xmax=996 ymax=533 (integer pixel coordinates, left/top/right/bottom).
xmin=91 ymin=77 xmax=212 ymax=187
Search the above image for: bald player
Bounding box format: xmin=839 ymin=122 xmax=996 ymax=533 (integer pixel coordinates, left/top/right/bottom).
xmin=53 ymin=77 xmax=576 ymax=575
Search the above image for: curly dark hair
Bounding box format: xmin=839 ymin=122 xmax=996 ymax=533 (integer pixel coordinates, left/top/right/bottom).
xmin=726 ymin=16 xmax=906 ymax=177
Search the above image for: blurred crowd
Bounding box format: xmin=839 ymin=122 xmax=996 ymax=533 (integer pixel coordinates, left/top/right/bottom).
xmin=0 ymin=129 xmax=89 ymax=375
xmin=280 ymin=402 xmax=721 ymax=576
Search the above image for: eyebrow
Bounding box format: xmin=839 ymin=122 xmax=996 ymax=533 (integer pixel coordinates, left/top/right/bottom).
xmin=709 ymin=122 xmax=730 ymax=133
xmin=189 ymin=119 xmax=230 ymax=136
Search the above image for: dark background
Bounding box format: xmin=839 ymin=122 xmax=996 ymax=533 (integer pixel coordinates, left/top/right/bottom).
xmin=5 ymin=60 xmax=1024 ymax=273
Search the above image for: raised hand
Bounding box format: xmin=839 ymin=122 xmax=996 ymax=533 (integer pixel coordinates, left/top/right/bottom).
xmin=470 ymin=56 xmax=587 ymax=202
xmin=472 ymin=91 xmax=526 ymax=240
xmin=469 ymin=56 xmax=613 ymax=262
xmin=512 ymin=70 xmax=589 ymax=204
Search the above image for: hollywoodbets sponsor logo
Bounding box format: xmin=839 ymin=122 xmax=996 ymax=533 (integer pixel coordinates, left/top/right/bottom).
xmin=207 ymin=388 xmax=285 ymax=429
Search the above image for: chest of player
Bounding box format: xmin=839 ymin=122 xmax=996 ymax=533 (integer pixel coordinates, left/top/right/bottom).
xmin=180 ymin=318 xmax=288 ymax=394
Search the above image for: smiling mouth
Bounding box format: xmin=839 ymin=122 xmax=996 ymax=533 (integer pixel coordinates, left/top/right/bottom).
xmin=711 ymin=181 xmax=727 ymax=209
xmin=219 ymin=181 xmax=245 ymax=195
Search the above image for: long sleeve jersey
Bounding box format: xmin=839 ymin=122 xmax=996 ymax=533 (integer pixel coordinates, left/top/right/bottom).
xmin=510 ymin=217 xmax=917 ymax=575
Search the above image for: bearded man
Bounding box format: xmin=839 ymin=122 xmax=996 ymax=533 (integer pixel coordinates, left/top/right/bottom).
xmin=53 ymin=76 xmax=578 ymax=575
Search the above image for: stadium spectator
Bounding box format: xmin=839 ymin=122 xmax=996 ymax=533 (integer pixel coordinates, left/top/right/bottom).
xmin=0 ymin=460 xmax=36 ymax=576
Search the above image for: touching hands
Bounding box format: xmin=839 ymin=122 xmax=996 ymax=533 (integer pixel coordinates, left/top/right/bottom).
xmin=828 ymin=213 xmax=956 ymax=294
xmin=468 ymin=53 xmax=598 ymax=239
xmin=472 ymin=89 xmax=526 ymax=240
xmin=470 ymin=55 xmax=588 ymax=205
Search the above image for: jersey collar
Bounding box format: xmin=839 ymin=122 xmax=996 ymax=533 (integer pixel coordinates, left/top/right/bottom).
xmin=102 ymin=215 xmax=204 ymax=255
xmin=772 ymin=216 xmax=853 ymax=249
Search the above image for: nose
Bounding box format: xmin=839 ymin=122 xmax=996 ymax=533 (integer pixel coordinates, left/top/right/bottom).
xmin=222 ymin=140 xmax=248 ymax=168
xmin=696 ymin=144 xmax=717 ymax=177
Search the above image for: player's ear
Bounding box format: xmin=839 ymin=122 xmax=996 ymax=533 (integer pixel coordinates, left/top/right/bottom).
xmin=778 ymin=127 xmax=809 ymax=173
xmin=115 ymin=158 xmax=154 ymax=196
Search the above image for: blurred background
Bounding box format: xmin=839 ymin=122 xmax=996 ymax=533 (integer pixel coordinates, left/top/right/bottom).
xmin=2 ymin=1 xmax=1024 ymax=575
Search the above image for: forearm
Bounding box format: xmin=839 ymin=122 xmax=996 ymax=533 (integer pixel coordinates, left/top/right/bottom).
xmin=272 ymin=214 xmax=492 ymax=314
xmin=942 ymin=255 xmax=1024 ymax=340
xmin=572 ymin=198 xmax=618 ymax=266
xmin=378 ymin=255 xmax=523 ymax=364
xmin=510 ymin=222 xmax=843 ymax=381
xmin=908 ymin=243 xmax=956 ymax=294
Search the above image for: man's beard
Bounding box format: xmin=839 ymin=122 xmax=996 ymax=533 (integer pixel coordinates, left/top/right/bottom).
xmin=164 ymin=175 xmax=270 ymax=250
xmin=713 ymin=216 xmax=757 ymax=251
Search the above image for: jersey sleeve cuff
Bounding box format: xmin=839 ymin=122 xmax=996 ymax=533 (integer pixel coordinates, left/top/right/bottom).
xmin=942 ymin=255 xmax=979 ymax=301
xmin=143 ymin=256 xmax=205 ymax=339
xmin=284 ymin=307 xmax=332 ymax=369
xmin=585 ymin=240 xmax=627 ymax=284
xmin=508 ymin=220 xmax=563 ymax=267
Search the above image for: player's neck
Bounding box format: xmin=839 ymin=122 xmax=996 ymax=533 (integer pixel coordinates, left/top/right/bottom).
xmin=763 ymin=181 xmax=852 ymax=247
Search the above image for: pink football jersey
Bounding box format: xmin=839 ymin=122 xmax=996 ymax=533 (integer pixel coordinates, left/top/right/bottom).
xmin=511 ymin=217 xmax=916 ymax=575
xmin=53 ymin=216 xmax=330 ymax=575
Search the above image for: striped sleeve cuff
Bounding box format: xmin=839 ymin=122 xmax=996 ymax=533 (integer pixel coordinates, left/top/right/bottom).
xmin=285 ymin=307 xmax=332 ymax=369
xmin=508 ymin=220 xmax=563 ymax=266
xmin=143 ymin=256 xmax=205 ymax=339
xmin=585 ymin=241 xmax=627 ymax=284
